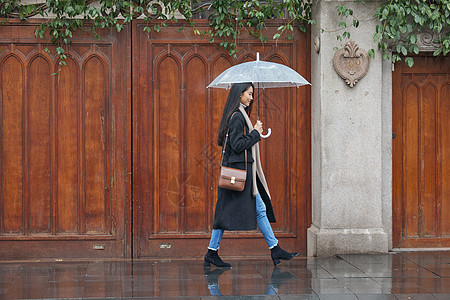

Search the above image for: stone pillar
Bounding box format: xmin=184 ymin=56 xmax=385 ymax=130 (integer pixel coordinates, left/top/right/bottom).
xmin=308 ymin=0 xmax=390 ymax=257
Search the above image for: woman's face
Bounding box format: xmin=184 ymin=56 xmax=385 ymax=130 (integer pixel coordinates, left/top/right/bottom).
xmin=240 ymin=86 xmax=253 ymax=107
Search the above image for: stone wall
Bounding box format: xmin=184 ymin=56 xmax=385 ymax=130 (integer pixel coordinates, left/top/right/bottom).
xmin=308 ymin=0 xmax=391 ymax=256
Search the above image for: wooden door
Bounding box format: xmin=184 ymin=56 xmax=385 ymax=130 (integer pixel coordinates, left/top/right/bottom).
xmin=0 ymin=21 xmax=131 ymax=258
xmin=132 ymin=20 xmax=311 ymax=258
xmin=393 ymin=55 xmax=450 ymax=248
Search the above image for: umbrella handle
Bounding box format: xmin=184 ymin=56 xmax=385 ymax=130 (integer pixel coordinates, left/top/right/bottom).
xmin=260 ymin=128 xmax=272 ymax=139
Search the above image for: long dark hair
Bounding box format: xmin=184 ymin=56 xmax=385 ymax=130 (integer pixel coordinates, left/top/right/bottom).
xmin=217 ymin=82 xmax=254 ymax=146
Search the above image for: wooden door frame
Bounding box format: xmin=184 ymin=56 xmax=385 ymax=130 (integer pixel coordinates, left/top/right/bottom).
xmin=131 ymin=19 xmax=311 ymax=258
xmin=0 ymin=20 xmax=132 ymax=259
xmin=392 ymin=54 xmax=450 ymax=248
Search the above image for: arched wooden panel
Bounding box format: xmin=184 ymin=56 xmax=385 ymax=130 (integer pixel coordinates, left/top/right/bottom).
xmin=260 ymin=55 xmax=290 ymax=232
xmin=28 ymin=55 xmax=52 ymax=234
xmin=156 ymin=55 xmax=181 ymax=233
xmin=404 ymin=82 xmax=420 ymax=238
xmin=56 ymin=57 xmax=79 ymax=233
xmin=422 ymin=83 xmax=437 ymax=237
xmin=1 ymin=55 xmax=24 ymax=234
xmin=185 ymin=55 xmax=208 ymax=232
xmin=83 ymin=55 xmax=108 ymax=234
xmin=440 ymin=83 xmax=450 ymax=236
xmin=210 ymin=55 xmax=233 ymax=221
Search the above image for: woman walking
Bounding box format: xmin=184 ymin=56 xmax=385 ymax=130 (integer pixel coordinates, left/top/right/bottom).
xmin=204 ymin=82 xmax=298 ymax=268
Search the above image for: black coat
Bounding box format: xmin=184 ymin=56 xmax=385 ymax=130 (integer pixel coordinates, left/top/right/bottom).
xmin=213 ymin=110 xmax=276 ymax=231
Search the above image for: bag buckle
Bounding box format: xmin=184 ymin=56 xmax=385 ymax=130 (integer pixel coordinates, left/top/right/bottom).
xmin=230 ymin=177 xmax=236 ymax=184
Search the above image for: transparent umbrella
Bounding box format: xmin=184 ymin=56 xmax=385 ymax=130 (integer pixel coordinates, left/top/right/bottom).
xmin=207 ymin=53 xmax=310 ymax=138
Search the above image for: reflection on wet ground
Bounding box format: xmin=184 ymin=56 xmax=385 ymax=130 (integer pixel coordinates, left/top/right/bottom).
xmin=0 ymin=251 xmax=449 ymax=299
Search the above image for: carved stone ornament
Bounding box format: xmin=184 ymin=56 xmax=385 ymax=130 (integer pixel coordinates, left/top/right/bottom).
xmin=333 ymin=41 xmax=370 ymax=87
xmin=416 ymin=30 xmax=448 ymax=51
xmin=314 ymin=36 xmax=320 ymax=54
xmin=388 ymin=29 xmax=449 ymax=52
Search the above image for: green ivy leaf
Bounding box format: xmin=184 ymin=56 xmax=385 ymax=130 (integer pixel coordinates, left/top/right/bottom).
xmin=410 ymin=44 xmax=419 ymax=55
xmin=433 ymin=48 xmax=442 ymax=56
xmin=401 ymin=46 xmax=407 ymax=56
xmin=405 ymin=57 xmax=414 ymax=67
xmin=373 ymin=33 xmax=381 ymax=43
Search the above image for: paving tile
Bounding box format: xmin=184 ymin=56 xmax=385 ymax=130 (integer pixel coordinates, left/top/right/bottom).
xmin=353 ymin=295 xmax=398 ymax=300
xmin=338 ymin=254 xmax=397 ymax=278
xmin=83 ymin=279 xmax=126 ymax=298
xmin=416 ymin=263 xmax=450 ymax=277
xmin=279 ymin=295 xmax=319 ymax=300
xmin=4 ymin=273 xmax=49 ymax=299
xmin=428 ymin=277 xmax=450 ymax=293
xmin=215 ymin=285 xmax=267 ymax=296
xmin=238 ymin=296 xmax=280 ymax=299
xmin=310 ymin=278 xmax=355 ymax=294
xmin=343 ymin=253 xmax=440 ymax=279
xmin=339 ymin=254 xmax=395 ymax=265
xmin=393 ymin=294 xmax=437 ymax=300
xmin=267 ymin=260 xmax=335 ymax=280
xmin=276 ymin=284 xmax=314 ymax=295
xmin=315 ymin=294 xmax=358 ymax=299
xmin=289 ymin=268 xmax=328 ymax=279
xmin=0 ymin=274 xmax=13 ymax=296
xmin=373 ymin=276 xmax=449 ymax=294
xmin=200 ymin=296 xmax=241 ymax=300
xmin=316 ymin=257 xmax=369 ymax=278
xmin=400 ymin=251 xmax=450 ymax=264
xmin=334 ymin=277 xmax=390 ymax=294
xmin=43 ymin=280 xmax=85 ymax=298
xmin=200 ymin=296 xmax=230 ymax=299
xmin=138 ymin=297 xmax=202 ymax=300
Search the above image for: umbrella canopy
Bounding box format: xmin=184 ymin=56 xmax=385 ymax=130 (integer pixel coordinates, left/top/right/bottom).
xmin=207 ymin=53 xmax=310 ymax=138
xmin=207 ymin=53 xmax=310 ymax=89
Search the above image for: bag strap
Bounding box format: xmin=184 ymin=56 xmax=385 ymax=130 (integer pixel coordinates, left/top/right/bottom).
xmin=220 ymin=112 xmax=247 ymax=171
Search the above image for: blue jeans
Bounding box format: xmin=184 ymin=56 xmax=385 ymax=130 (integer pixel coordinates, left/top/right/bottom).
xmin=208 ymin=193 xmax=278 ymax=250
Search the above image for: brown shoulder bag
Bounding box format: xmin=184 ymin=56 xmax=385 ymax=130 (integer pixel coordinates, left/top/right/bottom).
xmin=218 ymin=121 xmax=247 ymax=192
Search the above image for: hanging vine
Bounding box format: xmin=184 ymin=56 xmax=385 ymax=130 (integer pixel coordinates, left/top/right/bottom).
xmin=0 ymin=0 xmax=448 ymax=69
xmin=330 ymin=0 xmax=449 ymax=66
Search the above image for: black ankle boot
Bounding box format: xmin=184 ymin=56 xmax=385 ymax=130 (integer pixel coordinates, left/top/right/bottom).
xmin=204 ymin=249 xmax=231 ymax=268
xmin=270 ymin=245 xmax=298 ymax=266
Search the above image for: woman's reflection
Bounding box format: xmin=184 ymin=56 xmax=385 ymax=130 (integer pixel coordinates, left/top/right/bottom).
xmin=265 ymin=267 xmax=296 ymax=295
xmin=203 ymin=266 xmax=296 ymax=296
xmin=203 ymin=267 xmax=229 ymax=296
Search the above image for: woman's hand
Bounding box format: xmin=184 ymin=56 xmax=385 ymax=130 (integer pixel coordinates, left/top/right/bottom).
xmin=254 ymin=120 xmax=263 ymax=134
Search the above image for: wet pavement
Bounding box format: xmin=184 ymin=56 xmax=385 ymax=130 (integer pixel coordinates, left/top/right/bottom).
xmin=0 ymin=251 xmax=449 ymax=299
